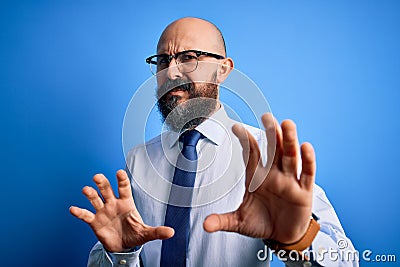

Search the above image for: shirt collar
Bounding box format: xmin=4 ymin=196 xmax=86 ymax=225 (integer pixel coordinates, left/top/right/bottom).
xmin=166 ymin=105 xmax=232 ymax=148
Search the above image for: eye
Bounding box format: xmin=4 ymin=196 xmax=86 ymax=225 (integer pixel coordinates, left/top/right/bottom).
xmin=179 ymin=53 xmax=197 ymax=62
xmin=157 ymin=56 xmax=170 ymax=65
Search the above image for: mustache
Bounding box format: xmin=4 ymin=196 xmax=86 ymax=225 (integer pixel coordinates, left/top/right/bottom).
xmin=157 ymin=78 xmax=195 ymax=99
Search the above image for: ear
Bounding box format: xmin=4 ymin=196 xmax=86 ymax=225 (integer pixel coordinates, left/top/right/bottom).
xmin=216 ymin=57 xmax=234 ymax=84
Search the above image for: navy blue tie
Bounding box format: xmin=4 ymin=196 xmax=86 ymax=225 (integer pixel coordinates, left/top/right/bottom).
xmin=160 ymin=130 xmax=202 ymax=267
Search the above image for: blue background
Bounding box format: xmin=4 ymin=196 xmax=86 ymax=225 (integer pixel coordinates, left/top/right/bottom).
xmin=1 ymin=1 xmax=399 ymax=266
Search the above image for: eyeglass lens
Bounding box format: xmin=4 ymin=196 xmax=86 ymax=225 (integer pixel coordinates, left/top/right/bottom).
xmin=150 ymin=51 xmax=199 ymax=74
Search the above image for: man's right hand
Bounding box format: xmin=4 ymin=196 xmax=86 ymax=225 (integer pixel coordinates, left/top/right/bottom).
xmin=70 ymin=170 xmax=174 ymax=252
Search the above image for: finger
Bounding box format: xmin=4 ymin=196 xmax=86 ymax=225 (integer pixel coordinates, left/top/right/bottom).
xmin=145 ymin=226 xmax=175 ymax=241
xmin=116 ymin=170 xmax=133 ymax=200
xmin=300 ymin=142 xmax=316 ymax=190
xmin=266 ymin=116 xmax=283 ymax=166
xmin=281 ymin=120 xmax=300 ymax=174
xmin=203 ymin=212 xmax=239 ymax=233
xmin=232 ymin=124 xmax=251 ymax=165
xmin=261 ymin=113 xmax=279 ymax=168
xmin=69 ymin=206 xmax=95 ymax=224
xmin=93 ymin=174 xmax=116 ymax=203
xmin=232 ymin=124 xmax=261 ymax=189
xmin=82 ymin=186 xmax=104 ymax=210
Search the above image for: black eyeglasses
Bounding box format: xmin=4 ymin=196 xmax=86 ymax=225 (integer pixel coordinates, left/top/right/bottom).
xmin=145 ymin=50 xmax=225 ymax=75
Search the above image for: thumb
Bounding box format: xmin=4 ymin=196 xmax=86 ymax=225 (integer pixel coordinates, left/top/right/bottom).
xmin=145 ymin=226 xmax=175 ymax=241
xmin=203 ymin=212 xmax=239 ymax=233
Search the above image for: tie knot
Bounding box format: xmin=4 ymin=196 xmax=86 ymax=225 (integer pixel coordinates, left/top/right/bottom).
xmin=182 ymin=130 xmax=202 ymax=147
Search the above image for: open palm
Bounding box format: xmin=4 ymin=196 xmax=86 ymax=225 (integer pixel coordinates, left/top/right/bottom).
xmin=203 ymin=114 xmax=316 ymax=244
xmin=70 ymin=170 xmax=174 ymax=252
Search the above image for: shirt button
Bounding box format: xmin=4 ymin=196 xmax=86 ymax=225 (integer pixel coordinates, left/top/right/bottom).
xmin=119 ymin=259 xmax=127 ymax=265
xmin=303 ymin=262 xmax=312 ymax=267
xmin=318 ymin=247 xmax=326 ymax=255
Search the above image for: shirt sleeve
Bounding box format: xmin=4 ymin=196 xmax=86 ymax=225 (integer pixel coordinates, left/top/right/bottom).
xmin=87 ymin=241 xmax=142 ymax=267
xmin=282 ymin=185 xmax=359 ymax=267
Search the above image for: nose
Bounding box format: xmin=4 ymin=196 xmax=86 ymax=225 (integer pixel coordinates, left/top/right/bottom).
xmin=166 ymin=57 xmax=183 ymax=80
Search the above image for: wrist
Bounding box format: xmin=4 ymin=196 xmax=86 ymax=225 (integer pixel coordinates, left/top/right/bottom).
xmin=264 ymin=217 xmax=320 ymax=252
xmin=120 ymin=245 xmax=142 ymax=253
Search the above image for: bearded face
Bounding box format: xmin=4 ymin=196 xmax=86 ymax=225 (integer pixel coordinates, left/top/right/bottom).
xmin=156 ymin=72 xmax=218 ymax=132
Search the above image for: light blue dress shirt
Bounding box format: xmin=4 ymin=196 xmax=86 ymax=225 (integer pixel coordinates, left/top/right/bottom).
xmin=87 ymin=106 xmax=358 ymax=267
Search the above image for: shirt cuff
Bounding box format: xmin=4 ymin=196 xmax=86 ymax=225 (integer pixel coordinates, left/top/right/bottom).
xmin=307 ymin=229 xmax=339 ymax=266
xmin=105 ymin=246 xmax=142 ymax=266
xmin=308 ymin=225 xmax=358 ymax=266
xmin=268 ymin=226 xmax=356 ymax=266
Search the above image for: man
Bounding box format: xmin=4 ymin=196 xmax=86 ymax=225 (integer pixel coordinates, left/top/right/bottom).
xmin=70 ymin=17 xmax=357 ymax=266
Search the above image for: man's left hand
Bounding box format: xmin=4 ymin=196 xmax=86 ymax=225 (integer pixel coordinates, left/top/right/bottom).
xmin=203 ymin=113 xmax=315 ymax=244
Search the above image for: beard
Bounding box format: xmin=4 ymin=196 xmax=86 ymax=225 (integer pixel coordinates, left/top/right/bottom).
xmin=156 ymin=72 xmax=218 ymax=132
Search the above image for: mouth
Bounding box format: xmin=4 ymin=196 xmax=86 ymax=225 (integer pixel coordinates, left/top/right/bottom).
xmin=165 ymin=86 xmax=188 ymax=99
xmin=169 ymin=89 xmax=185 ymax=95
xmin=169 ymin=85 xmax=186 ymax=93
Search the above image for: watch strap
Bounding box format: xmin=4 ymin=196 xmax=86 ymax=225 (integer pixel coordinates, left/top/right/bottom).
xmin=265 ymin=218 xmax=320 ymax=252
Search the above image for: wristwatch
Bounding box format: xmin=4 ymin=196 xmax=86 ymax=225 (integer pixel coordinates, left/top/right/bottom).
xmin=264 ymin=216 xmax=320 ymax=252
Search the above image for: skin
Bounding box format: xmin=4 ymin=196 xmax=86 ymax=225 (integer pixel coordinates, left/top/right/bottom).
xmin=156 ymin=18 xmax=232 ymax=106
xmin=70 ymin=17 xmax=316 ymax=252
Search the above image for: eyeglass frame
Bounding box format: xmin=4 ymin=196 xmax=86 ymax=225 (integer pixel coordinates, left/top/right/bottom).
xmin=145 ymin=49 xmax=225 ymax=74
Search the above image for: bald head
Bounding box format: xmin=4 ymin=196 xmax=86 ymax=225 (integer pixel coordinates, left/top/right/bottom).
xmin=157 ymin=17 xmax=226 ymax=57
